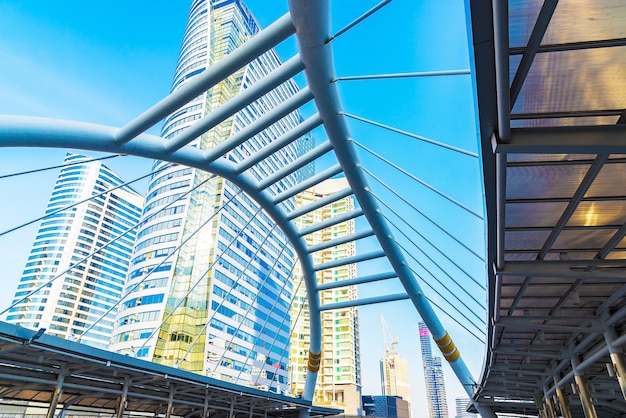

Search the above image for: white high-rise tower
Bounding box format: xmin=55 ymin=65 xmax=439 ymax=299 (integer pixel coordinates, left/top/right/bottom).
xmin=6 ymin=153 xmax=143 ymax=348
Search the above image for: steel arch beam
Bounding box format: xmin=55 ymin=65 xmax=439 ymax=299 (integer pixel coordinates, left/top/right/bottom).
xmin=0 ymin=113 xmax=321 ymax=399
xmin=287 ymin=1 xmax=495 ymax=415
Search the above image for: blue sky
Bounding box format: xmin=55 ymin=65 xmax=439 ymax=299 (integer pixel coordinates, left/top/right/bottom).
xmin=0 ymin=1 xmax=486 ymax=417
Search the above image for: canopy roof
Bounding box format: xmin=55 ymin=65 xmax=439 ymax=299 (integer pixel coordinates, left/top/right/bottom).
xmin=469 ymin=0 xmax=626 ymax=416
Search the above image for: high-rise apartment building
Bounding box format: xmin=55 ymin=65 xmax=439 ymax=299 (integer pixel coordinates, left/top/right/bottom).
xmin=419 ymin=322 xmax=449 ymax=418
xmin=290 ymin=178 xmax=361 ymax=414
xmin=110 ymin=0 xmax=311 ymax=393
xmin=6 ymin=153 xmax=143 ymax=349
xmin=455 ymin=395 xmax=478 ymax=418
xmin=380 ymin=338 xmax=412 ymax=414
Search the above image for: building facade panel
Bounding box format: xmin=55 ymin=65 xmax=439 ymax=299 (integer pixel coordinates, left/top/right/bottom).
xmin=110 ymin=0 xmax=310 ymax=392
xmin=7 ymin=153 xmax=143 ymax=348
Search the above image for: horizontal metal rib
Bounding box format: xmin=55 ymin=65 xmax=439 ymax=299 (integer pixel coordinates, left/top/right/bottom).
xmin=240 ymin=114 xmax=323 ymax=176
xmin=298 ymin=208 xmax=363 ymax=237
xmin=495 ymin=125 xmax=626 ymax=154
xmin=259 ymin=139 xmax=333 ymax=190
xmin=203 ymin=87 xmax=314 ymax=164
xmin=273 ymin=164 xmax=343 ymax=205
xmin=320 ymin=293 xmax=410 ymax=311
xmin=497 ymin=260 xmax=626 ymax=280
xmin=313 ymin=250 xmax=386 ymax=271
xmin=307 ymin=229 xmax=375 ymax=254
xmin=286 ymin=187 xmax=353 ymax=221
xmin=164 ymin=55 xmax=305 ymax=153
xmin=509 ymin=37 xmax=626 ymax=55
xmin=317 ymin=271 xmax=397 ymax=291
xmin=115 ymin=13 xmax=296 ymax=144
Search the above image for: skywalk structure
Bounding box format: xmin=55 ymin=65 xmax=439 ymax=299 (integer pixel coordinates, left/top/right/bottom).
xmin=0 ymin=1 xmax=493 ymax=416
xmin=2 ymin=0 xmax=624 ymax=418
xmin=468 ymin=0 xmax=626 ymax=417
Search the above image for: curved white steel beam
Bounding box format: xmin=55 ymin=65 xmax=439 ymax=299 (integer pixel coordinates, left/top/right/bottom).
xmin=0 ymin=114 xmax=321 ymax=398
xmin=287 ymin=1 xmax=495 ymax=415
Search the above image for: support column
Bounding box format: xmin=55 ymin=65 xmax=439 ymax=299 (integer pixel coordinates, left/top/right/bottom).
xmin=544 ymin=394 xmax=557 ymax=418
xmin=165 ymin=384 xmax=175 ymax=418
xmin=115 ymin=378 xmax=130 ymax=418
xmin=571 ymin=356 xmax=597 ymax=418
xmin=534 ymin=395 xmax=547 ymax=418
xmin=554 ymin=381 xmax=572 ymax=418
xmin=46 ymin=366 xmax=66 ymax=418
xmin=604 ymin=325 xmax=626 ymax=400
xmin=229 ymin=396 xmax=235 ymax=418
xmin=298 ymin=407 xmax=311 ymax=418
xmin=202 ymin=388 xmax=209 ymax=418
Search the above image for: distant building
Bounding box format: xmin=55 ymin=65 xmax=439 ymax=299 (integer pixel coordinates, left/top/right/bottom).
xmin=455 ymin=395 xmax=478 ymax=418
xmin=290 ymin=178 xmax=362 ymax=415
xmin=6 ymin=153 xmax=143 ymax=348
xmin=380 ymin=338 xmax=411 ymax=414
xmin=419 ymin=322 xmax=449 ymax=418
xmin=362 ymin=395 xmax=410 ymax=418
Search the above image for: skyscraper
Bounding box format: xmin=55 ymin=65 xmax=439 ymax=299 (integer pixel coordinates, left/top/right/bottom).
xmin=419 ymin=321 xmax=449 ymax=418
xmin=110 ymin=0 xmax=311 ymax=392
xmin=6 ymin=153 xmax=143 ymax=349
xmin=380 ymin=338 xmax=412 ymax=413
xmin=455 ymin=395 xmax=478 ymax=418
xmin=290 ymin=178 xmax=361 ymax=414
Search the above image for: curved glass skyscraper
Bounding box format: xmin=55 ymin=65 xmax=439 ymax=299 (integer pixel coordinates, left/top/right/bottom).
xmin=6 ymin=153 xmax=143 ymax=349
xmin=110 ymin=0 xmax=312 ymax=392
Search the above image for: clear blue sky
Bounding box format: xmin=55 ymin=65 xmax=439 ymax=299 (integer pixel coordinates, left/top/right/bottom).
xmin=0 ymin=1 xmax=486 ymax=417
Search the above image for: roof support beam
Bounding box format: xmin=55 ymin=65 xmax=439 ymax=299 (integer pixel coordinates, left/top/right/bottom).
xmin=509 ymin=0 xmax=558 ymax=105
xmin=495 ymin=125 xmax=626 ymax=154
xmin=115 ymin=13 xmax=296 ymax=144
xmin=297 ymin=208 xmax=363 ymax=237
xmin=306 ymin=229 xmax=374 ymax=254
xmin=497 ymin=260 xmax=626 ymax=281
xmin=319 ymin=293 xmax=409 ymax=311
xmin=164 ymin=55 xmax=305 ymax=153
xmin=317 ymin=271 xmax=397 ymax=291
xmin=497 ymin=316 xmax=603 ymax=333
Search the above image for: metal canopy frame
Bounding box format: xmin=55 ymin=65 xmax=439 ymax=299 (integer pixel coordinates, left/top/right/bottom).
xmin=0 ymin=322 xmax=338 ymax=418
xmin=0 ymin=0 xmax=494 ymax=416
xmin=469 ymin=0 xmax=626 ymax=416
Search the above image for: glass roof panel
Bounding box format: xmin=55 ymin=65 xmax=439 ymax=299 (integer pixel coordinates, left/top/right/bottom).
xmin=552 ymin=228 xmax=614 ymax=250
xmin=543 ymin=0 xmax=626 ymax=45
xmin=512 ymin=46 xmax=626 ymax=115
xmin=509 ymin=0 xmax=626 ymax=48
xmin=506 ymin=201 xmax=568 ymax=228
xmin=508 ymin=0 xmax=543 ymax=49
xmin=585 ymin=163 xmax=626 ymax=198
xmin=507 ymin=153 xmax=598 ymax=163
xmin=505 ymin=230 xmax=550 ymax=251
xmin=506 ymin=163 xmax=590 ymax=200
xmin=567 ymin=200 xmax=626 ymax=227
xmin=511 ymin=115 xmax=621 ymax=127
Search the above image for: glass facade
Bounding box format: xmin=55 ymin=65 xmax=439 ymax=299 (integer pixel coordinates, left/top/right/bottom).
xmin=419 ymin=322 xmax=448 ymax=418
xmin=6 ymin=153 xmax=143 ymax=348
xmin=110 ymin=0 xmax=310 ymax=391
